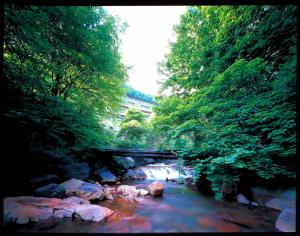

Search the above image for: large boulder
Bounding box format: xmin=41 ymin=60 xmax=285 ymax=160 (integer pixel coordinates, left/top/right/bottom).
xmin=77 ymin=182 xmax=105 ymax=201
xmin=59 ymin=179 xmax=84 ymax=195
xmin=59 ymin=179 xmax=105 ymax=201
xmin=265 ymin=198 xmax=296 ymax=211
xmin=4 ymin=196 xmax=113 ymax=225
xmin=4 ymin=197 xmax=53 ymax=225
xmin=124 ymin=168 xmax=147 ymax=180
xmin=61 ymin=162 xmax=90 ymax=181
xmin=275 ymin=208 xmax=296 ymax=232
xmin=95 ymin=170 xmax=117 ymax=184
xmin=73 ymin=204 xmax=113 ymax=222
xmin=113 ymin=156 xmax=136 ymax=169
xmin=30 ymin=174 xmax=60 ymax=187
xmin=35 ymin=183 xmax=65 ymax=198
xmin=116 ymin=185 xmax=141 ymax=199
xmin=148 ymin=181 xmax=164 ymax=197
xmin=265 ymin=189 xmax=296 ymax=211
xmin=251 ymin=187 xmax=295 ymax=206
xmin=62 ymin=196 xmax=90 ymax=205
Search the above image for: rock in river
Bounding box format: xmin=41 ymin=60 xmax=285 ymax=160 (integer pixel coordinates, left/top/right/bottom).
xmin=251 ymin=187 xmax=296 ymax=208
xmin=237 ymin=194 xmax=250 ymax=205
xmin=35 ymin=183 xmax=65 ymax=198
xmin=148 ymin=181 xmax=164 ymax=196
xmin=59 ymin=179 xmax=105 ymax=201
xmin=3 ymin=196 xmax=113 ymax=225
xmin=94 ymin=170 xmax=117 ymax=184
xmin=275 ymin=207 xmax=295 ymax=232
xmin=124 ymin=168 xmax=147 ymax=180
xmin=265 ymin=189 xmax=296 ymax=211
xmin=113 ymin=156 xmax=136 ymax=169
xmin=117 ymin=185 xmax=141 ymax=199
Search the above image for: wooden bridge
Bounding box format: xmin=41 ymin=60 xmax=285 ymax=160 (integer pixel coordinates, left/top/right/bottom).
xmin=91 ymin=148 xmax=178 ymax=159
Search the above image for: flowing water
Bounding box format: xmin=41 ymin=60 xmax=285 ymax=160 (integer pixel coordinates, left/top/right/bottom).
xmin=139 ymin=162 xmax=194 ymax=180
xmin=16 ymin=162 xmax=280 ymax=233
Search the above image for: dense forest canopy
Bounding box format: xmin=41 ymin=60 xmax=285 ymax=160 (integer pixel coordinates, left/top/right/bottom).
xmin=3 ymin=5 xmax=128 ymax=153
xmin=153 ymin=5 xmax=296 ymax=199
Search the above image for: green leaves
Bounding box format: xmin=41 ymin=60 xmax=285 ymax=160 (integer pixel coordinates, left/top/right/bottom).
xmin=153 ymin=5 xmax=296 ymax=200
xmin=117 ymin=108 xmax=148 ymax=148
xmin=3 ymin=6 xmax=127 ymax=153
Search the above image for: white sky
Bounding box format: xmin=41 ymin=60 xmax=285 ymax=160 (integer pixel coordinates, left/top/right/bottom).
xmin=104 ymin=6 xmax=187 ymax=96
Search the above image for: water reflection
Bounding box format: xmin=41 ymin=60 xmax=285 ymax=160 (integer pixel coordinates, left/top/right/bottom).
xmin=16 ymin=172 xmax=280 ymax=233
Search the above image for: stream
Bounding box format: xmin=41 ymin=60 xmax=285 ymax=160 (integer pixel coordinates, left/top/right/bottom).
xmin=16 ymin=162 xmax=280 ymax=233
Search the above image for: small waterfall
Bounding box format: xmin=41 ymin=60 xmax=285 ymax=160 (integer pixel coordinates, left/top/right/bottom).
xmin=140 ymin=163 xmax=194 ymax=180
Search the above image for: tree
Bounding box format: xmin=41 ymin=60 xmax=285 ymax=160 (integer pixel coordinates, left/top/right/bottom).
xmin=117 ymin=108 xmax=147 ymax=148
xmin=3 ymin=5 xmax=128 ymax=153
xmin=154 ymin=5 xmax=296 ymax=200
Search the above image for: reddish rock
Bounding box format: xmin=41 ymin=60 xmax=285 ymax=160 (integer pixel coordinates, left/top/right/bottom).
xmin=148 ymin=181 xmax=164 ymax=196
xmin=63 ymin=196 xmax=90 ymax=205
xmin=74 ymin=204 xmax=113 ymax=222
xmin=4 ymin=196 xmax=113 ymax=225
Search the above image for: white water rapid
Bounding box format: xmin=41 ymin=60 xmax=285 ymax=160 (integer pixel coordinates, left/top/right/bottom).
xmin=140 ymin=163 xmax=194 ymax=180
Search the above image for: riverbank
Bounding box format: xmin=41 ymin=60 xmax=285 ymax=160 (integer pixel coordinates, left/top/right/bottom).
xmin=8 ymin=179 xmax=281 ymax=233
xmin=3 ymin=161 xmax=295 ymax=232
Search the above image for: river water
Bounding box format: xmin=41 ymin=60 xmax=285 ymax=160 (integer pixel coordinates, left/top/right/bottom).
xmin=16 ymin=162 xmax=280 ymax=233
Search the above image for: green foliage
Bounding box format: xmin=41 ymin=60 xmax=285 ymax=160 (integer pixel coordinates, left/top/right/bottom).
xmin=118 ymin=108 xmax=147 ymax=139
xmin=154 ymin=6 xmax=296 ymax=200
xmin=116 ymin=108 xmax=147 ymax=148
xmin=3 ymin=6 xmax=127 ymax=153
xmin=116 ymin=108 xmax=160 ymax=149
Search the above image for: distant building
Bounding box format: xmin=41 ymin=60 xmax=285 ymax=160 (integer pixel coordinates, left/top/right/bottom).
xmin=119 ymin=94 xmax=157 ymax=120
xmin=105 ymin=87 xmax=158 ymax=132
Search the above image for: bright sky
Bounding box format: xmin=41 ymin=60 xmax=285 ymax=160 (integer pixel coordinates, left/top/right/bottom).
xmin=104 ymin=6 xmax=187 ymax=96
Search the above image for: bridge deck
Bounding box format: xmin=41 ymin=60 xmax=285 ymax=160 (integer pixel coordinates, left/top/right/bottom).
xmin=92 ymin=148 xmax=178 ymax=159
